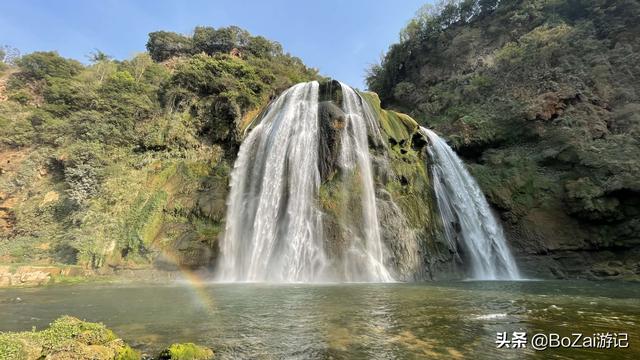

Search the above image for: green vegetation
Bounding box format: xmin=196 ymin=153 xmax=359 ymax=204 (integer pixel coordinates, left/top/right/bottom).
xmin=0 ymin=316 xmax=214 ymax=360
xmin=147 ymin=25 xmax=288 ymax=61
xmin=0 ymin=26 xmax=318 ymax=271
xmin=368 ymin=0 xmax=640 ymax=278
xmin=0 ymin=316 xmax=137 ymax=359
xmin=158 ymin=343 xmax=214 ymax=360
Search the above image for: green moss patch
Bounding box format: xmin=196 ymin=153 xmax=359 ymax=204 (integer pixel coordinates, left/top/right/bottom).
xmin=0 ymin=316 xmax=140 ymax=360
xmin=158 ymin=343 xmax=214 ymax=360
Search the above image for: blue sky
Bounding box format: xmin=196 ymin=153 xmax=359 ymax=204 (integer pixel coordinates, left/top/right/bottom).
xmin=0 ymin=0 xmax=429 ymax=89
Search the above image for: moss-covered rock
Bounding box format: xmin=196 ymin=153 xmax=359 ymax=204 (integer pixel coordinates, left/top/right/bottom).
xmin=157 ymin=343 xmax=214 ymax=360
xmin=0 ymin=316 xmax=141 ymax=360
xmin=0 ymin=316 xmax=216 ymax=360
xmin=317 ymin=99 xmax=346 ymax=181
xmin=312 ymin=80 xmax=458 ymax=280
xmin=361 ymin=91 xmax=461 ymax=279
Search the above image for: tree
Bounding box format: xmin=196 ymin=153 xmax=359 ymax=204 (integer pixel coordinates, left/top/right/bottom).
xmin=88 ymin=49 xmax=112 ymax=63
xmin=478 ymin=0 xmax=499 ymax=14
xmin=192 ymin=26 xmax=251 ymax=55
xmin=246 ymin=36 xmax=282 ymax=58
xmin=440 ymin=1 xmax=461 ymax=27
xmin=400 ymin=18 xmax=422 ymax=42
xmin=127 ymin=53 xmax=153 ymax=82
xmin=459 ymin=0 xmax=479 ymax=22
xmin=192 ymin=26 xmax=219 ymax=54
xmin=146 ymin=31 xmax=193 ymax=62
xmin=86 ymin=50 xmax=117 ymax=85
xmin=16 ymin=51 xmax=83 ymax=80
xmin=411 ymin=3 xmax=445 ymax=36
xmin=0 ymin=45 xmax=20 ymax=64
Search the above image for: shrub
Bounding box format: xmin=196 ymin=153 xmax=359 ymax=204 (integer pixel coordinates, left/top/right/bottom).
xmin=29 ymin=109 xmax=70 ymax=146
xmin=64 ymin=163 xmax=101 ymax=208
xmin=16 ymin=51 xmax=83 ymax=80
xmin=98 ymin=71 xmax=153 ymax=118
xmin=8 ymin=89 xmax=32 ymax=105
xmin=43 ymin=77 xmax=96 ymax=114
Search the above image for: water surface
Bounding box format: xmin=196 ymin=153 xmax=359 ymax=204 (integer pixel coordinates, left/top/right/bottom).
xmin=1 ymin=281 xmax=638 ymax=359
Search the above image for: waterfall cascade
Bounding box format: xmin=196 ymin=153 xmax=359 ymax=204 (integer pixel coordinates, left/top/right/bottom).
xmin=421 ymin=127 xmax=520 ymax=280
xmin=217 ymin=81 xmax=393 ymax=282
xmin=216 ymin=80 xmax=519 ymax=282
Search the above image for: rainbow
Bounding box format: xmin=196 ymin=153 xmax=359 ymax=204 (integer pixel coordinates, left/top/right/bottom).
xmin=153 ymin=246 xmax=217 ymax=313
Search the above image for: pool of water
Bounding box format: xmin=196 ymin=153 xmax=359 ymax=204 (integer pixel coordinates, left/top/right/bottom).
xmin=1 ymin=280 xmax=638 ymax=359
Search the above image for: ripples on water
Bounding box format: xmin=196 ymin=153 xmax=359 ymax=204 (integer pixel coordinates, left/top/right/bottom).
xmin=1 ymin=281 xmax=638 ymax=359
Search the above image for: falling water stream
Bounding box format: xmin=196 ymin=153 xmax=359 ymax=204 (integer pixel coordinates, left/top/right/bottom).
xmin=421 ymin=127 xmax=520 ymax=280
xmin=338 ymin=83 xmax=393 ymax=282
xmin=217 ymin=82 xmax=325 ymax=282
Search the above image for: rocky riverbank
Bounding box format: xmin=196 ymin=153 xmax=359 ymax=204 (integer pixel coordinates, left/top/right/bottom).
xmin=0 ymin=265 xmax=210 ymax=288
xmin=0 ymin=265 xmax=90 ymax=287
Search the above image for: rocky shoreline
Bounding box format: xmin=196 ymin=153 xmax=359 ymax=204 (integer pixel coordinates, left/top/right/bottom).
xmin=0 ymin=265 xmax=89 ymax=287
xmin=0 ymin=265 xmax=209 ymax=288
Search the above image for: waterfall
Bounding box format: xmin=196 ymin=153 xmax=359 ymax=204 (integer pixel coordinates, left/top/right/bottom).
xmin=421 ymin=127 xmax=520 ymax=280
xmin=217 ymin=81 xmax=394 ymax=282
xmin=338 ymin=83 xmax=393 ymax=282
xmin=216 ymin=81 xmax=518 ymax=282
xmin=217 ymin=82 xmax=325 ymax=282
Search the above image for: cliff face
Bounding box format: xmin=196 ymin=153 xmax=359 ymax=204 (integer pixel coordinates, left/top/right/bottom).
xmin=367 ymin=0 xmax=640 ymax=279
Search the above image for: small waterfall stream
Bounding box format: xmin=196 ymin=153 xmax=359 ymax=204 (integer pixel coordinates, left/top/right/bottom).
xmin=339 ymin=83 xmax=393 ymax=282
xmin=421 ymin=127 xmax=520 ymax=280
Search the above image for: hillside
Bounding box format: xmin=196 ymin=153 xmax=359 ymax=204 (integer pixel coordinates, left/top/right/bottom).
xmin=367 ymin=0 xmax=640 ymax=278
xmin=0 ymin=26 xmax=318 ymax=272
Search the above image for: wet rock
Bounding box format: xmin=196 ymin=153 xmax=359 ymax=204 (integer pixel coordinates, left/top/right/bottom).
xmin=591 ymin=267 xmax=620 ymax=277
xmin=318 ymin=100 xmax=347 ymax=181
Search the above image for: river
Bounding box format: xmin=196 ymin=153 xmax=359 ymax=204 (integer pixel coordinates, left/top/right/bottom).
xmin=1 ymin=280 xmax=638 ymax=359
